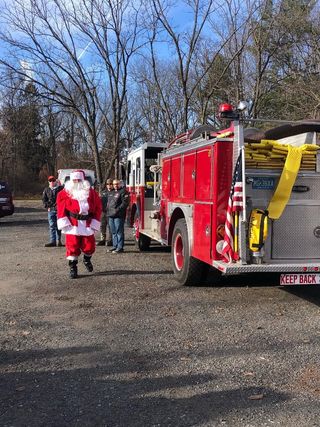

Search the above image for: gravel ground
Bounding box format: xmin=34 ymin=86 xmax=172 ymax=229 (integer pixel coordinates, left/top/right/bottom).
xmin=1 ymin=200 xmax=320 ymax=427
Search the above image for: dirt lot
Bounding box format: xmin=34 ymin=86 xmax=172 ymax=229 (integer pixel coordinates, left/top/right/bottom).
xmin=1 ymin=200 xmax=320 ymax=426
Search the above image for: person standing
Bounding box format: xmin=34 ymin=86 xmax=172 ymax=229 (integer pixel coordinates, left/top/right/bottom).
xmin=57 ymin=170 xmax=102 ymax=279
xmin=107 ymin=179 xmax=129 ymax=253
xmin=97 ymin=179 xmax=114 ymax=246
xmin=42 ymin=175 xmax=64 ymax=247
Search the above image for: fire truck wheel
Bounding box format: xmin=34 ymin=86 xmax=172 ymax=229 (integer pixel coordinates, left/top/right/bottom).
xmin=172 ymin=218 xmax=206 ymax=286
xmin=136 ymin=233 xmax=151 ymax=251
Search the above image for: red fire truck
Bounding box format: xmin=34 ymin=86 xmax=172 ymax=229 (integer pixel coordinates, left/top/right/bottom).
xmin=126 ymin=103 xmax=320 ymax=286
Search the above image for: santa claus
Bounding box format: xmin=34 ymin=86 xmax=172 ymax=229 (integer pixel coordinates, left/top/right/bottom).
xmin=57 ymin=170 xmax=102 ymax=279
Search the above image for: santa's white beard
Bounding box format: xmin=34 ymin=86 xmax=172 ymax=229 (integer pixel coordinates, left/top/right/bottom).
xmin=65 ymin=180 xmax=90 ymax=201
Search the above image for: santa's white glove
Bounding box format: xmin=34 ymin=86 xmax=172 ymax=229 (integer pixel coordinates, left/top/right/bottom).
xmin=62 ymin=225 xmax=73 ymax=233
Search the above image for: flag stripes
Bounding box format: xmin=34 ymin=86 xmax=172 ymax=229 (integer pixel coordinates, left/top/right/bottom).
xmin=222 ymin=153 xmax=243 ymax=262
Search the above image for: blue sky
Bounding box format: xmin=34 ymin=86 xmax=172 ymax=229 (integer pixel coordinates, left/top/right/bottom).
xmin=0 ymin=0 xmax=217 ymax=81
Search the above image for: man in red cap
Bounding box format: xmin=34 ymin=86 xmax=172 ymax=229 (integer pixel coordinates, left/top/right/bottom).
xmin=42 ymin=175 xmax=64 ymax=247
xmin=57 ymin=170 xmax=102 ymax=279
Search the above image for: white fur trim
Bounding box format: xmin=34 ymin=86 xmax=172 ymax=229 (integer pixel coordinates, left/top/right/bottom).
xmin=67 ymin=255 xmax=78 ymax=261
xmin=57 ymin=217 xmax=71 ymax=230
xmin=70 ymin=170 xmax=85 ymax=181
xmin=78 ymin=199 xmax=89 ymax=214
xmin=90 ymin=219 xmax=101 ymax=231
xmin=61 ymin=221 xmax=94 ymax=236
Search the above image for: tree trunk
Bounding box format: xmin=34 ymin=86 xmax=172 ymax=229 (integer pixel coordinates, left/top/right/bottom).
xmin=89 ymin=133 xmax=102 ymax=188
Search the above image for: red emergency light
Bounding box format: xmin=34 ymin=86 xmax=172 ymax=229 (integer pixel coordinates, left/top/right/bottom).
xmin=218 ymin=103 xmax=239 ymax=120
xmin=219 ymin=103 xmax=233 ymax=113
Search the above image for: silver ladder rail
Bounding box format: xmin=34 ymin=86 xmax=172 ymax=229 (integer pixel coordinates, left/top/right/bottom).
xmin=233 ymin=120 xmax=248 ymax=264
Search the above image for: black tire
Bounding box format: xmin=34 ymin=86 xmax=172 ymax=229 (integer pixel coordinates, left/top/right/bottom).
xmin=136 ymin=233 xmax=151 ymax=251
xmin=171 ymin=218 xmax=206 ymax=286
xmin=133 ymin=210 xmax=151 ymax=251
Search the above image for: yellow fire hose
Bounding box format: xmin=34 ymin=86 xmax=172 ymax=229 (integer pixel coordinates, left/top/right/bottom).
xmin=245 ymin=139 xmax=318 ymax=171
xmin=267 ymin=143 xmax=318 ymax=219
xmin=245 ymin=140 xmax=319 ymax=219
xmin=244 ymin=141 xmax=319 ymax=257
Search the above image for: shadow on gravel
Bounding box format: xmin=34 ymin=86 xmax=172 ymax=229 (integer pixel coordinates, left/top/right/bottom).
xmin=0 ymin=219 xmax=47 ymax=227
xmin=190 ymin=271 xmax=280 ymax=288
xmin=148 ymin=245 xmax=171 ymax=252
xmin=187 ymin=269 xmax=320 ymax=305
xmin=0 ymin=346 xmax=100 ymax=365
xmin=15 ymin=207 xmax=44 ymax=213
xmin=219 ymin=272 xmax=280 ymax=287
xmin=281 ymin=286 xmax=320 ymax=307
xmin=94 ymin=269 xmax=173 ymax=277
xmin=125 ymin=247 xmax=171 ymax=254
xmin=0 ymin=346 xmax=291 ymax=426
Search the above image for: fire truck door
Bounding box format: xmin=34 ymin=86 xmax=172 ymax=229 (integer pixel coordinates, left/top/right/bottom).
xmin=193 ymin=204 xmax=212 ymax=262
xmin=192 ymin=147 xmax=213 ymax=262
xmin=182 ymin=153 xmax=196 ymax=199
xmin=171 ymin=157 xmax=181 ymax=198
xmin=160 ymin=159 xmax=171 ymax=240
xmin=162 ymin=159 xmax=171 ymax=199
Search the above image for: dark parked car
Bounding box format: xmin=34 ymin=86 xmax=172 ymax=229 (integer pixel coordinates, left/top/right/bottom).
xmin=0 ymin=181 xmax=14 ymax=218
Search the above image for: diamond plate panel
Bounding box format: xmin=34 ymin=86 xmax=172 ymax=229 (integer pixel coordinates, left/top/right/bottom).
xmin=272 ymin=205 xmax=320 ymax=259
xmin=213 ymin=261 xmax=320 ymax=274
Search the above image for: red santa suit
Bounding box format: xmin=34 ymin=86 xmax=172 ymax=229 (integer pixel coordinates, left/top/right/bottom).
xmin=57 ymin=171 xmax=102 ymax=260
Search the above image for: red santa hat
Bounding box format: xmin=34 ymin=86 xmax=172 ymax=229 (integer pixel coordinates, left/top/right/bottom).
xmin=70 ymin=170 xmax=85 ymax=181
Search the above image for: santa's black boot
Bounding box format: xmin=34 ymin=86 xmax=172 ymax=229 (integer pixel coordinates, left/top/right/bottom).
xmin=69 ymin=260 xmax=78 ymax=279
xmin=83 ymin=255 xmax=93 ymax=272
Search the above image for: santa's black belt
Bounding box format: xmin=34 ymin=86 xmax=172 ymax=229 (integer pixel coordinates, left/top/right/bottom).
xmin=68 ymin=212 xmax=92 ymax=220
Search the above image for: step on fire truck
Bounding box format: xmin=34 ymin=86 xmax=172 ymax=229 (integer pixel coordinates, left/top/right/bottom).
xmin=126 ymin=103 xmax=320 ymax=286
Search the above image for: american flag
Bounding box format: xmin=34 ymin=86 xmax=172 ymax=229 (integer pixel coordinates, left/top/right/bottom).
xmin=221 ymin=153 xmax=243 ymax=262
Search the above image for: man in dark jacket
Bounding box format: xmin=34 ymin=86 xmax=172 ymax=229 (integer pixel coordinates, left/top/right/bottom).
xmin=42 ymin=175 xmax=64 ymax=247
xmin=97 ymin=178 xmax=114 ymax=246
xmin=107 ymin=179 xmax=129 ymax=253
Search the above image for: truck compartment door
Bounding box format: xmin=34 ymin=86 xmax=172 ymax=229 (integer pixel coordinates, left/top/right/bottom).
xmin=193 ymin=203 xmax=212 ymax=263
xmin=192 ymin=147 xmax=213 ymax=262
xmin=195 ymin=147 xmax=212 ymax=201
xmin=182 ymin=153 xmax=196 ymax=200
xmin=272 ymin=205 xmax=320 ymax=259
xmin=171 ymin=157 xmax=181 ymax=199
xmin=246 ymin=173 xmax=320 ymax=261
xmin=162 ymin=159 xmax=171 ymax=199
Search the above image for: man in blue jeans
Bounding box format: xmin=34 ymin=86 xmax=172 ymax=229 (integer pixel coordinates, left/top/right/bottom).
xmin=107 ymin=179 xmax=129 ymax=253
xmin=42 ymin=176 xmax=64 ymax=247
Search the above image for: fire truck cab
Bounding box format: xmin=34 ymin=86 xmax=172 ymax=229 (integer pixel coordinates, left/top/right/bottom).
xmin=127 ymin=106 xmax=320 ymax=287
xmin=127 ymin=142 xmax=167 ymax=249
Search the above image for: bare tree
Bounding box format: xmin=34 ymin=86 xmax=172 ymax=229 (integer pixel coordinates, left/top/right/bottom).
xmin=132 ymin=58 xmax=185 ymax=143
xmin=40 ymin=104 xmax=65 ymax=175
xmin=148 ymin=0 xmax=258 ymax=132
xmin=242 ymin=0 xmax=320 ymax=118
xmin=1 ymin=0 xmax=147 ymax=183
xmin=0 ymin=0 xmax=114 ymax=184
xmin=68 ymin=0 xmax=146 ymax=179
xmin=149 ymin=0 xmax=216 ymax=131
